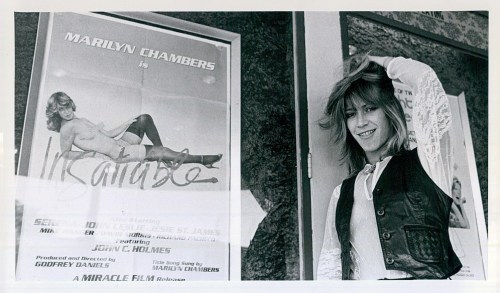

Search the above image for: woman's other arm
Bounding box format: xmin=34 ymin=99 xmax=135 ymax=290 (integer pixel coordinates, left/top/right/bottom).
xmin=85 ymin=118 xmax=137 ymax=139
xmin=317 ymin=185 xmax=343 ymax=280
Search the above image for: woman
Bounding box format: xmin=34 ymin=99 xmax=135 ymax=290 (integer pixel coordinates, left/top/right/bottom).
xmin=46 ymin=92 xmax=164 ymax=147
xmin=317 ymin=55 xmax=462 ymax=280
xmin=46 ymin=92 xmax=222 ymax=167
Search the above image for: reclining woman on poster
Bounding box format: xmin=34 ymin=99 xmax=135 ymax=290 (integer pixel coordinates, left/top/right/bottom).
xmin=317 ymin=54 xmax=462 ymax=280
xmin=46 ymin=92 xmax=222 ymax=168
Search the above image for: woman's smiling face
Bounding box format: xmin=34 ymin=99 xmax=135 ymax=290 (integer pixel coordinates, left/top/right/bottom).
xmin=346 ymin=97 xmax=392 ymax=164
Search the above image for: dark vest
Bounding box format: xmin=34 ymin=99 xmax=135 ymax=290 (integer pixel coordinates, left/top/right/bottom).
xmin=335 ymin=149 xmax=462 ymax=279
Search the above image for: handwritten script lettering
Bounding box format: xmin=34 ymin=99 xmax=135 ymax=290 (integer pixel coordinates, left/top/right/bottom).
xmin=40 ymin=137 xmax=219 ymax=189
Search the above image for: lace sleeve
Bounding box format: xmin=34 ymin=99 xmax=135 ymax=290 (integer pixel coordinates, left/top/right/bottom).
xmin=317 ymin=185 xmax=343 ymax=280
xmin=413 ymin=69 xmax=451 ymax=163
xmin=387 ymin=57 xmax=454 ymax=195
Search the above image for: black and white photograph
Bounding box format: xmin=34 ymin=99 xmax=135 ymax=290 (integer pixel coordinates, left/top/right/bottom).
xmin=2 ymin=4 xmax=498 ymax=293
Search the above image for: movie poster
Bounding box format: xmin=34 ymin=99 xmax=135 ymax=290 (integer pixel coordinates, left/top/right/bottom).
xmin=16 ymin=12 xmax=236 ymax=281
xmin=394 ymin=82 xmax=487 ymax=280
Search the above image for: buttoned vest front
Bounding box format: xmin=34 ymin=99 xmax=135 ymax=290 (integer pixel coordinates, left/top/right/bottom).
xmin=335 ymin=149 xmax=462 ymax=279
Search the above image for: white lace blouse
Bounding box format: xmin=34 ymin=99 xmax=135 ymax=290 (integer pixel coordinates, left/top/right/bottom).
xmin=317 ymin=57 xmax=454 ymax=280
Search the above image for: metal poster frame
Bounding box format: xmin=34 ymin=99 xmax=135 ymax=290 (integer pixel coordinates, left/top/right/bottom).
xmin=16 ymin=12 xmax=241 ymax=281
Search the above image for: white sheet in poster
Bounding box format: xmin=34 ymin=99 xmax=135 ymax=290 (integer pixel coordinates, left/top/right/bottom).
xmin=16 ymin=177 xmax=229 ymax=281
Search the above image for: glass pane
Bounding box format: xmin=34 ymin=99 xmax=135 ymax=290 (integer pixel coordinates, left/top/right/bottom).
xmin=346 ymin=13 xmax=487 ymax=280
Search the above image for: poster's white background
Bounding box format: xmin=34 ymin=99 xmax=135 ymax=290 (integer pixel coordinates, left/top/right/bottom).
xmin=1 ymin=0 xmax=498 ymax=292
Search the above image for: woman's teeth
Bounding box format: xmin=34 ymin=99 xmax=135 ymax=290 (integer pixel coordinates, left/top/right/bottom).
xmin=359 ymin=129 xmax=375 ymax=137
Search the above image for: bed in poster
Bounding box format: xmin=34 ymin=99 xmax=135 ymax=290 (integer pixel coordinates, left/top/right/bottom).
xmin=16 ymin=12 xmax=236 ymax=281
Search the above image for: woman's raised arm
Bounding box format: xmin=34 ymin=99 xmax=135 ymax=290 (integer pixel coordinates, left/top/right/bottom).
xmin=374 ymin=56 xmax=454 ymax=196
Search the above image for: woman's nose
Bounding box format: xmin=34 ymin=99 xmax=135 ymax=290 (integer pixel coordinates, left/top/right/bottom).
xmin=356 ymin=112 xmax=368 ymax=126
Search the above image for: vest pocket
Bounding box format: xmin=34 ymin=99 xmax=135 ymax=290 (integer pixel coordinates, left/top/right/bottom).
xmin=404 ymin=225 xmax=443 ymax=263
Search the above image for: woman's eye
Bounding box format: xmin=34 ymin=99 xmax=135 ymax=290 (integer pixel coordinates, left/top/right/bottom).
xmin=346 ymin=112 xmax=355 ymax=118
xmin=365 ymin=106 xmax=377 ymax=112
